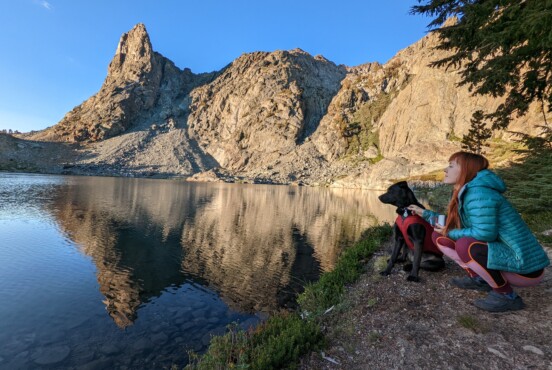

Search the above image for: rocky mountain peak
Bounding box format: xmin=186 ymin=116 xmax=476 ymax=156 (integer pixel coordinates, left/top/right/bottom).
xmin=109 ymin=23 xmax=155 ymax=81
xmin=115 ymin=23 xmax=151 ymax=55
xmin=30 ymin=23 xmax=191 ymax=143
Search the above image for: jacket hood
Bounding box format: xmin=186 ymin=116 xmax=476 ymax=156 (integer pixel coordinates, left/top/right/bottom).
xmin=466 ymin=169 xmax=506 ymax=193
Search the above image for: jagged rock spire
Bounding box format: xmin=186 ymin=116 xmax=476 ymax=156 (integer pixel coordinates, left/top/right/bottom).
xmin=108 ymin=23 xmax=156 ymax=81
xmin=33 ymin=23 xmax=181 ymax=142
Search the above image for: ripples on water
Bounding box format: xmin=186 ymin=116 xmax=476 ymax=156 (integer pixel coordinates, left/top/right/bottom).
xmin=0 ymin=173 xmax=395 ymax=368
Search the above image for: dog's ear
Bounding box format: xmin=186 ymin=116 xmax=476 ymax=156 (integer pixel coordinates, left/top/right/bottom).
xmin=404 ymin=183 xmax=420 ymax=205
xmin=396 ymin=181 xmax=409 ymax=188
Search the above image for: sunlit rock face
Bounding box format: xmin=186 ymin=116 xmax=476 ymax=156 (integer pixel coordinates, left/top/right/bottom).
xmin=46 ymin=178 xmax=393 ymax=326
xmin=186 ymin=49 xmax=347 ymax=172
xmin=34 ymin=24 xmax=178 ymax=142
xmin=375 ymin=30 xmax=544 ymax=162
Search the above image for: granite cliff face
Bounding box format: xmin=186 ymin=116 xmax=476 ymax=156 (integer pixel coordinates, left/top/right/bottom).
xmin=376 ymin=30 xmax=544 ymax=160
xmin=18 ymin=23 xmax=546 ymax=188
xmin=187 ymin=49 xmax=346 ymax=172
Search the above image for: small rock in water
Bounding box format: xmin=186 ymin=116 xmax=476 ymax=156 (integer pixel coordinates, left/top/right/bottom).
xmin=180 ymin=321 xmax=195 ymax=331
xmin=523 ymin=345 xmax=544 ymax=356
xmin=238 ymin=318 xmax=258 ymax=331
xmin=5 ymin=351 xmax=30 ymax=369
xmin=201 ymin=333 xmax=212 ymax=347
xmin=131 ymin=338 xmax=150 ymax=352
xmin=80 ymin=358 xmax=114 ymax=370
xmin=100 ymin=343 xmax=121 ymax=355
xmin=151 ymin=332 xmax=168 ymax=345
xmin=150 ymin=324 xmax=164 ymax=333
xmin=206 ymin=316 xmax=219 ymax=324
xmin=31 ymin=345 xmax=71 ymax=365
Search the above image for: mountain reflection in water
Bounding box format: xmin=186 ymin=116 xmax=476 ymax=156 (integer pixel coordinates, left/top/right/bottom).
xmin=48 ymin=176 xmax=395 ymax=328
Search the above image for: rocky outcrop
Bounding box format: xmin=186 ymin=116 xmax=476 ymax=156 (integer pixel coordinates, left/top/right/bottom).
xmin=186 ymin=50 xmax=347 ymax=171
xmin=15 ymin=23 xmax=547 ymax=189
xmin=26 ymin=24 xmax=221 ymax=177
xmin=34 ymin=24 xmax=184 ymax=142
xmin=376 ymin=31 xmax=544 ymax=162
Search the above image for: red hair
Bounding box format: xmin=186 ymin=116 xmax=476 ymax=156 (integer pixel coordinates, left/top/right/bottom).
xmin=444 ymin=151 xmax=489 ymax=235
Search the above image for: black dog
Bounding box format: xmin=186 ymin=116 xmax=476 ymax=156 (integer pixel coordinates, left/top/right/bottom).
xmin=378 ymin=181 xmax=445 ymax=282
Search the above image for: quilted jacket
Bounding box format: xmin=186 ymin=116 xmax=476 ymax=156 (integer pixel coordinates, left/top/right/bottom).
xmin=424 ymin=169 xmax=550 ymax=273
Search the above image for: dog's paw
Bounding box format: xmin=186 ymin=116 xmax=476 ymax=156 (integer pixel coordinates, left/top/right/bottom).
xmin=406 ymin=275 xmax=420 ymax=282
xmin=380 ymin=270 xmax=391 ymax=276
xmin=403 ymin=263 xmax=413 ymax=272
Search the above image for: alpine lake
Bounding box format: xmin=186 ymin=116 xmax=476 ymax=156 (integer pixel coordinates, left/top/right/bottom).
xmin=0 ymin=172 xmax=397 ymax=368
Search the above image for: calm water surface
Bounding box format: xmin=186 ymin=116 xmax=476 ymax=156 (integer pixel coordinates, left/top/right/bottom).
xmin=0 ymin=173 xmax=395 ymax=368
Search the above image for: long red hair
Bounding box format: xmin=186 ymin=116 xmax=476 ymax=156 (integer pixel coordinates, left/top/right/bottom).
xmin=444 ymin=151 xmax=490 ymax=235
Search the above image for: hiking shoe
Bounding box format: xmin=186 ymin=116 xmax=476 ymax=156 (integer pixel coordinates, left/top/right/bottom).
xmin=474 ymin=291 xmax=525 ymax=312
xmin=450 ymin=276 xmax=492 ymax=292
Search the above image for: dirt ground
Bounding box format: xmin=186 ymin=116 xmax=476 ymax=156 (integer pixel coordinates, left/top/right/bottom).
xmin=300 ymin=241 xmax=552 ymax=370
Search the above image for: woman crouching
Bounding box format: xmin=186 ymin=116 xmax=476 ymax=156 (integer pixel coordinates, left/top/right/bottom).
xmin=408 ymin=151 xmax=550 ymax=312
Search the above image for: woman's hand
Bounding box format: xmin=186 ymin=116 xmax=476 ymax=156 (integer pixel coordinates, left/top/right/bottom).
xmin=407 ymin=205 xmax=424 ymax=217
xmin=433 ymin=223 xmax=446 ymax=235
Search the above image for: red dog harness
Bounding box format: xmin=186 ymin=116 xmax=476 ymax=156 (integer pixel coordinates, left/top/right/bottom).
xmin=395 ymin=214 xmax=443 ymax=256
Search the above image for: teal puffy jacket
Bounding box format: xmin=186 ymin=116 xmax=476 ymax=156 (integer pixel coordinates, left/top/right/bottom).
xmin=424 ymin=169 xmax=550 ymax=274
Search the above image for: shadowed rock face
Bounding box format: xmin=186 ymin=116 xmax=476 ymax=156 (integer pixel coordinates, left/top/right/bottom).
xmin=19 ymin=23 xmax=545 ymax=189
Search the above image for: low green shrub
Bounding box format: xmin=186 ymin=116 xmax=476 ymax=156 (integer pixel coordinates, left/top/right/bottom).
xmin=186 ymin=324 xmax=250 ymax=369
xmin=247 ymin=313 xmax=323 ymax=370
xmin=457 ymin=314 xmax=480 ymax=331
xmin=186 ymin=313 xmax=323 ymax=370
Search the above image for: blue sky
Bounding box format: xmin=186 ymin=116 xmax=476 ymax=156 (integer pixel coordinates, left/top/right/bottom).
xmin=0 ymin=0 xmax=431 ymax=133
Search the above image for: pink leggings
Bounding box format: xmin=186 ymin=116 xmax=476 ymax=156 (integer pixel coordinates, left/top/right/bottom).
xmin=433 ymin=232 xmax=544 ymax=293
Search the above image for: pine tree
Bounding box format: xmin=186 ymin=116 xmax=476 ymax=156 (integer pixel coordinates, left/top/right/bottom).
xmin=461 ymin=110 xmax=492 ymax=154
xmin=411 ymin=1 xmax=552 ymax=130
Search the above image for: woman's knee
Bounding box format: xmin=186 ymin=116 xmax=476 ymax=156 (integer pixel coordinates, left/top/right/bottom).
xmin=433 ymin=232 xmax=454 ymax=249
xmin=455 ymin=237 xmax=485 ymax=262
xmin=502 ymin=269 xmax=545 ymax=287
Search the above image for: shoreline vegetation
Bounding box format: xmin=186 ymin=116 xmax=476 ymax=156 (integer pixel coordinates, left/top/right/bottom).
xmin=183 ymin=150 xmax=552 ymax=370
xmin=184 ymin=225 xmax=392 ymax=370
